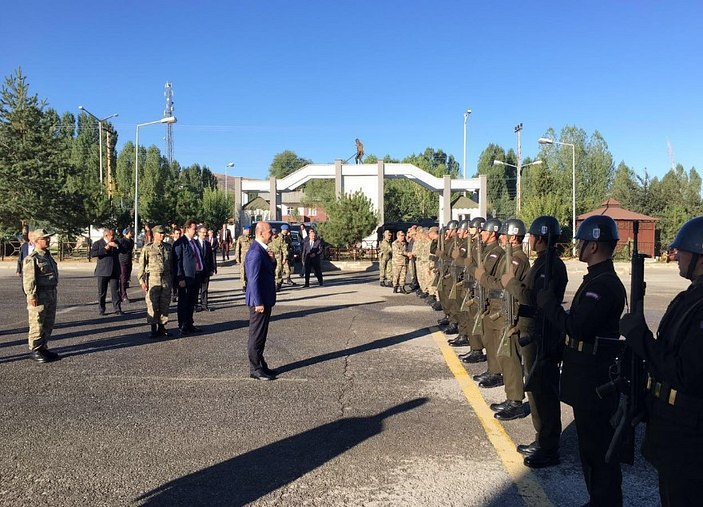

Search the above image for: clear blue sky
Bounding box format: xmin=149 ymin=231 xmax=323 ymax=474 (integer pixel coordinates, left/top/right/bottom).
xmin=3 ymin=1 xmax=702 ymax=181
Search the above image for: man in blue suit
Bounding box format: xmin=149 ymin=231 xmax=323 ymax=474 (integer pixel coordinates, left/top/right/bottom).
xmin=173 ymin=220 xmax=204 ymax=335
xmin=245 ymin=221 xmax=277 ymax=380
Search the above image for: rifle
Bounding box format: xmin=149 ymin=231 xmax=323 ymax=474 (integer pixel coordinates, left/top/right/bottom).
xmin=461 ymin=235 xmax=477 ymax=311
xmin=497 ymin=242 xmax=518 ymax=357
xmin=471 ymin=235 xmax=488 ymax=336
xmin=449 ymin=238 xmax=465 ymax=300
xmin=523 ymin=232 xmax=555 ymax=391
xmin=597 ymin=220 xmax=648 ymax=464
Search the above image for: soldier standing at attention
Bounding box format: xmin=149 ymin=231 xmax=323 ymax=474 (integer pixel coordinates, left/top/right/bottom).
xmin=234 ymin=226 xmax=253 ymax=292
xmin=506 ymin=216 xmax=567 ymax=469
xmin=536 ymin=215 xmax=626 ymax=506
xmin=458 ymin=216 xmax=487 ymax=364
xmin=378 ymin=230 xmax=393 ymax=287
xmin=23 ymin=229 xmax=60 ymax=363
xmin=391 ymin=230 xmax=413 ymax=293
xmin=269 ymin=228 xmax=285 ymax=291
xmin=138 ymin=225 xmax=174 ymax=338
xmin=279 ymin=224 xmax=296 ymax=285
xmin=620 ymin=216 xmax=703 ymax=506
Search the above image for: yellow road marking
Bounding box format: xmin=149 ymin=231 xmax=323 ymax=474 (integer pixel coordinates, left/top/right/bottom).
xmin=431 ymin=328 xmax=553 ymax=507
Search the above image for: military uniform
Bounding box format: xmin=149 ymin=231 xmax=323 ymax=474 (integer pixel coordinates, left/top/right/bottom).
xmin=458 ymin=235 xmax=484 ymax=353
xmin=476 ymin=239 xmax=506 ymax=378
xmin=234 ymin=231 xmax=253 ymax=290
xmin=280 ymin=230 xmax=294 ymax=283
xmin=391 ymin=237 xmax=411 ymax=291
xmin=23 ymin=237 xmax=59 ymax=355
xmin=138 ymin=231 xmax=174 ymax=335
xmin=621 ymin=217 xmax=703 ymax=506
xmin=538 ymin=215 xmax=626 ymax=506
xmin=378 ymin=236 xmax=393 ymax=286
xmin=270 ymin=234 xmax=285 ymax=288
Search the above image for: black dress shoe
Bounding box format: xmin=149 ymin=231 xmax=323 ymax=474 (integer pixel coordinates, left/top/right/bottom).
xmin=196 ymin=306 xmax=203 ymax=312
xmin=99 ymin=309 xmax=106 ymax=316
xmin=437 ymin=317 xmax=450 ymax=326
xmin=250 ymin=370 xmax=275 ymax=381
xmin=149 ymin=324 xmax=159 ymax=338
xmin=178 ymin=327 xmax=190 ymax=336
xmin=495 ymin=400 xmax=530 ymax=420
xmin=157 ymin=325 xmax=171 ymax=337
xmin=443 ymin=324 xmax=459 ymax=335
xmin=449 ymin=335 xmax=470 ymax=347
xmin=517 ymin=441 xmax=540 ymax=455
xmin=472 ymin=370 xmax=490 ymax=382
xmin=490 ymin=399 xmax=512 ymax=412
xmin=186 ymin=325 xmax=202 ymax=333
xmin=460 ymin=350 xmax=487 ymax=363
xmin=479 ymin=373 xmax=504 ymax=388
xmin=524 ymin=448 xmax=560 ymax=468
xmin=262 ymin=367 xmax=279 ymax=376
xmin=303 ymin=284 xmax=309 ymax=287
xmin=29 ymin=348 xmax=58 ymax=363
xmin=431 ymin=302 xmax=443 ymax=311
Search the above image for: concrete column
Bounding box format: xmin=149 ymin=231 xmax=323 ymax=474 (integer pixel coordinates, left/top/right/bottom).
xmin=442 ymin=175 xmax=452 ymax=225
xmin=269 ymin=177 xmax=280 ymax=220
xmin=335 ymin=159 xmax=343 ymax=198
xmin=233 ymin=176 xmax=243 ymax=230
xmin=377 ymin=161 xmax=385 ymax=226
xmin=478 ymin=174 xmax=488 ymax=218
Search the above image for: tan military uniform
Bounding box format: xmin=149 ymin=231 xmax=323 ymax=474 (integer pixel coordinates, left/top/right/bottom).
xmin=477 ymin=241 xmax=505 ymax=375
xmin=234 ymin=234 xmax=253 ymax=289
xmin=138 ymin=241 xmax=173 ymax=325
xmin=458 ymin=236 xmax=484 ymax=351
xmin=23 ymin=249 xmax=59 ymax=351
xmin=391 ymin=239 xmax=410 ymax=288
xmin=281 ymin=233 xmax=292 ymax=281
xmin=270 ymin=235 xmax=285 ymax=286
xmin=379 ymin=238 xmax=393 ymax=283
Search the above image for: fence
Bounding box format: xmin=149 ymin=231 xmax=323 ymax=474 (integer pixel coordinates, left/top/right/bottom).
xmin=1 ymin=238 xmax=92 ymax=262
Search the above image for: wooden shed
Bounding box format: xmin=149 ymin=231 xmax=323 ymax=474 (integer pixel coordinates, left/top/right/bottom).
xmin=576 ymin=199 xmax=658 ymax=257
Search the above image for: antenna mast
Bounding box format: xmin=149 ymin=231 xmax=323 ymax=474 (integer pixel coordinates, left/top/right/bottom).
xmin=164 ymin=82 xmax=175 ymax=164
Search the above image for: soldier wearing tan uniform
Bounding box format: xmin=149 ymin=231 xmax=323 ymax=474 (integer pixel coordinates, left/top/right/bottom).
xmin=23 ymin=228 xmax=60 ymax=363
xmin=391 ymin=231 xmax=413 ymax=293
xmin=378 ymin=230 xmax=393 ymax=287
xmin=234 ymin=226 xmax=253 ymax=292
xmin=138 ymin=225 xmax=174 ymax=338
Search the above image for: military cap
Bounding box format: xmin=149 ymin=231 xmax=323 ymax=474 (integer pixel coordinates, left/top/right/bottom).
xmin=272 ymin=228 xmax=278 ymax=234
xmin=483 ymin=218 xmax=502 ymax=234
xmin=281 ymin=224 xmax=289 ymax=230
xmin=30 ymin=228 xmax=55 ymax=241
xmin=243 ymin=226 xmax=251 ymax=231
xmin=575 ymin=215 xmax=619 ymax=242
xmin=152 ymin=225 xmax=166 ymax=234
xmin=500 ymin=218 xmax=526 ymax=236
xmin=470 ymin=217 xmax=486 ymax=229
xmin=528 ymin=216 xmax=561 ymax=237
xmin=447 ymin=220 xmax=460 ymax=230
xmin=670 ymin=216 xmax=703 ymax=254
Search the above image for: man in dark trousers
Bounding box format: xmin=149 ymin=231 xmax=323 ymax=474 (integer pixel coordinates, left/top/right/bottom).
xmin=91 ymin=228 xmax=123 ymax=316
xmin=620 ymin=216 xmax=703 ymax=506
xmin=196 ymin=224 xmax=216 ymax=312
xmin=118 ymin=227 xmax=135 ymax=303
xmin=173 ymin=219 xmax=204 ymax=335
xmin=245 ymin=221 xmax=277 ymax=380
xmin=536 ymin=215 xmax=626 ymax=506
xmin=302 ymin=228 xmax=324 ymax=287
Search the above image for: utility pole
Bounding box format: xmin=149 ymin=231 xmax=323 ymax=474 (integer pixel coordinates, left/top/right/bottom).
xmin=164 ymin=82 xmax=175 ymax=165
xmin=106 ymin=129 xmax=113 ymax=198
xmin=514 ymin=123 xmax=523 ymax=216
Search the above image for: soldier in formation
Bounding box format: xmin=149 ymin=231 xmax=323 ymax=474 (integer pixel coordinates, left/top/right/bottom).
xmin=23 ymin=228 xmax=61 ymax=363
xmin=378 ymin=230 xmax=393 ymax=287
xmin=234 ymin=226 xmax=253 ymax=292
xmin=279 ymin=224 xmax=296 ymax=286
xmin=269 ymin=228 xmax=285 ymax=291
xmin=391 ymin=230 xmax=413 ymax=293
xmin=138 ymin=225 xmax=174 ymax=338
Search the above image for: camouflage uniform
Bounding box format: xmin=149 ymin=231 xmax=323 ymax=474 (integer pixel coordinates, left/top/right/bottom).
xmin=234 ymin=232 xmax=253 ymax=290
xmin=378 ymin=235 xmax=393 ymax=284
xmin=138 ymin=239 xmax=174 ymax=325
xmin=281 ymin=231 xmax=293 ymax=282
xmin=23 ymin=243 xmax=59 ymax=351
xmin=270 ymin=234 xmax=285 ymax=287
xmin=391 ymin=237 xmax=411 ymax=289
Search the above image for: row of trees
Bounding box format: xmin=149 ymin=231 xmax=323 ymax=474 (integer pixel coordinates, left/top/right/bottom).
xmin=0 ymin=69 xmax=231 ymax=239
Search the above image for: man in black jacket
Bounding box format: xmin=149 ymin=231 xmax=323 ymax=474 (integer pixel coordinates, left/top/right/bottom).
xmin=119 ymin=228 xmax=135 ymax=303
xmin=301 ymin=228 xmax=324 ymax=287
xmin=173 ymin=220 xmax=203 ymax=334
xmin=536 ymin=215 xmax=626 ymax=507
xmin=91 ymin=228 xmax=123 ymax=316
xmin=196 ymin=224 xmax=216 ymax=312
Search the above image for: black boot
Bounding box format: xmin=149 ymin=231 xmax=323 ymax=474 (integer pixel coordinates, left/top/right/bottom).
xmin=449 ymin=335 xmax=470 ymax=347
xmin=495 ymin=400 xmax=531 ymax=421
xmin=524 ymin=448 xmax=560 ymax=468
xmin=157 ymin=324 xmax=171 ymax=337
xmin=460 ymin=350 xmax=487 ymax=363
xmin=443 ymin=323 xmax=459 ymax=335
xmin=479 ymin=373 xmax=505 ymax=389
xmin=393 ymin=286 xmax=399 ymax=293
xmin=150 ymin=324 xmax=158 ymax=338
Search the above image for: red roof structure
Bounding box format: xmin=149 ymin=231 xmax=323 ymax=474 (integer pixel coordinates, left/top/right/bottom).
xmin=576 ymin=199 xmax=658 ymax=257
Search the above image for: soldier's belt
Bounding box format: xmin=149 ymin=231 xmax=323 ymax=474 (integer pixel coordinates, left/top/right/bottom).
xmin=488 ymin=289 xmax=504 ymax=300
xmin=564 ymin=335 xmax=623 ymax=356
xmin=646 ymin=375 xmax=703 ymax=411
xmin=36 ymin=285 xmax=58 ymax=292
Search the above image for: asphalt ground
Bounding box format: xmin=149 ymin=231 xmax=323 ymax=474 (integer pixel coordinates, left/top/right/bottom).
xmin=0 ymin=257 xmax=686 ymax=506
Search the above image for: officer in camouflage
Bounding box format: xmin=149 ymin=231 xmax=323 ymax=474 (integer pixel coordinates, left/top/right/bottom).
xmin=378 ymin=229 xmax=393 ymax=287
xmin=269 ymin=228 xmax=285 ymax=290
xmin=280 ymin=224 xmax=296 ymax=285
xmin=138 ymin=225 xmax=174 ymax=338
xmin=234 ymin=226 xmax=254 ymax=292
xmin=391 ymin=230 xmax=413 ymax=293
xmin=23 ymin=228 xmax=61 ymax=363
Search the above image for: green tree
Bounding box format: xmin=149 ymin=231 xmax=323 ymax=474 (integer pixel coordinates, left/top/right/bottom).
xmin=318 ymin=191 xmax=378 ymax=248
xmin=201 ymin=187 xmax=233 ymax=230
xmin=268 ymin=150 xmax=311 ymax=179
xmin=302 ymin=179 xmax=335 ymax=208
xmin=474 ymin=143 xmax=515 ymax=217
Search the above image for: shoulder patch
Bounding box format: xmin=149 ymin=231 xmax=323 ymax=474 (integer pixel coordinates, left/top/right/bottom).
xmin=584 ymin=291 xmax=601 ymax=300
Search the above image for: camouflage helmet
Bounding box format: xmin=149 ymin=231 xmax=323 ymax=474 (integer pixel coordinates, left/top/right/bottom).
xmin=670 ymin=216 xmax=703 ymax=254
xmin=446 ymin=220 xmax=459 ymax=230
xmin=528 ymin=215 xmax=561 ymax=237
xmin=482 ymin=218 xmax=502 ymax=234
xmin=470 ymin=216 xmax=486 ymax=229
xmin=575 ymin=215 xmax=619 ymax=242
xmin=500 ymin=218 xmax=526 ymax=236
xmin=459 ymin=220 xmax=471 ymax=231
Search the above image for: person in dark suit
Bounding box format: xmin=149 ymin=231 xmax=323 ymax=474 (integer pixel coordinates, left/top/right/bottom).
xmin=173 ymin=220 xmax=204 ymax=335
xmin=118 ymin=228 xmax=135 ymax=303
xmin=196 ymin=224 xmax=216 ymax=312
xmin=301 ymin=228 xmax=324 ymax=287
xmin=90 ymin=228 xmax=123 ymax=315
xmin=245 ymin=221 xmax=277 ymax=380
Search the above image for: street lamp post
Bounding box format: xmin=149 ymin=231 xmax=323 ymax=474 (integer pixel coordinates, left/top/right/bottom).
xmin=78 ymin=106 xmax=118 ymax=189
xmin=463 ymin=109 xmax=472 ymax=180
xmin=538 ymin=137 xmax=576 ymax=256
xmin=134 ymin=116 xmax=177 ymax=234
xmin=225 ymin=162 xmax=234 ymax=193
xmin=493 ymin=159 xmax=543 ymax=216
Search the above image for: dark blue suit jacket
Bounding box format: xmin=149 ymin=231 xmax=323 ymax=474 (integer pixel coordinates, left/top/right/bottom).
xmin=302 ymin=238 xmax=323 ymax=265
xmin=173 ymin=236 xmax=203 ymax=282
xmin=91 ymin=239 xmax=121 ymax=278
xmin=245 ymin=241 xmax=276 ymax=309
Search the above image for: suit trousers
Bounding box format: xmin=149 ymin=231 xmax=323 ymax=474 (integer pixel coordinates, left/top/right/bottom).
xmin=248 ymin=306 xmax=271 ymax=373
xmin=97 ymin=276 xmax=120 ymax=312
xmin=305 ymin=260 xmax=323 ymax=285
xmin=177 ymin=276 xmax=201 ymax=329
xmin=119 ymin=262 xmax=132 ymax=301
xmin=199 ymin=273 xmax=210 ymax=308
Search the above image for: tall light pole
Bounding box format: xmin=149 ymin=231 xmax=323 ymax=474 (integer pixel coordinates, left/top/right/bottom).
xmin=514 ymin=123 xmax=523 ymax=215
xmin=78 ymin=106 xmax=119 ymax=189
xmin=463 ymin=109 xmax=472 ymax=180
xmin=493 ymin=159 xmax=542 ymax=216
xmin=538 ymin=137 xmax=576 ymax=255
xmin=225 ymin=162 xmax=234 ymax=193
xmin=135 ymin=116 xmax=177 ymax=234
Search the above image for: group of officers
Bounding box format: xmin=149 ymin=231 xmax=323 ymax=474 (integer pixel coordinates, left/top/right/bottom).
xmin=18 ymin=211 xmax=703 ymax=506
xmin=383 ymin=214 xmax=702 ymax=507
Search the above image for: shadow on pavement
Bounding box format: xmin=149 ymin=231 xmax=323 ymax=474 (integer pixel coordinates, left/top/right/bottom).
xmin=136 ymin=397 xmax=428 ymax=506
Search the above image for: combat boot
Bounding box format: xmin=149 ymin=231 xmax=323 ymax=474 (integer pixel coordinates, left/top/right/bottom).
xmin=150 ymin=324 xmax=159 ymax=338
xmin=157 ymin=324 xmax=171 ymax=337
xmin=393 ymin=286 xmax=399 ymax=293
